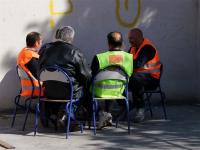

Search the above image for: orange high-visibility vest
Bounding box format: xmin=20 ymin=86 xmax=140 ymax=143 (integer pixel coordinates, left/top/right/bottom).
xmin=130 ymin=38 xmax=161 ymax=79
xmin=17 ymin=48 xmax=42 ymax=96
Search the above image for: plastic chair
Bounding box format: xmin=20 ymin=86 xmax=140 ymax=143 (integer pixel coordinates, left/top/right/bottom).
xmin=91 ymin=66 xmax=130 ymax=135
xmin=144 ymin=63 xmax=167 ymax=119
xmin=34 ymin=65 xmax=83 ymax=139
xmin=11 ymin=65 xmax=38 ymax=131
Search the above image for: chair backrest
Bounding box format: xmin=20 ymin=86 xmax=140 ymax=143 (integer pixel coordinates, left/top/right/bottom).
xmin=16 ymin=65 xmax=35 ymax=96
xmin=92 ymin=65 xmax=129 ymax=98
xmin=17 ymin=65 xmax=32 ymax=81
xmin=160 ymin=63 xmax=163 ymax=79
xmin=144 ymin=62 xmax=164 ymax=91
xmin=39 ymin=68 xmax=69 ymax=83
xmin=94 ymin=66 xmax=127 ymax=82
xmin=39 ymin=65 xmax=74 ymax=99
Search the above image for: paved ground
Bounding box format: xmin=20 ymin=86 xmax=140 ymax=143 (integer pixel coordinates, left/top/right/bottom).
xmin=0 ymin=104 xmax=200 ymax=150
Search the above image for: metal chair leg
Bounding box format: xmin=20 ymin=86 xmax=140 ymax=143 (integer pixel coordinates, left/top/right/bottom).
xmin=11 ymin=105 xmax=18 ymax=128
xmin=92 ymin=100 xmax=97 ymax=135
xmin=22 ymin=98 xmax=32 ymax=131
xmin=11 ymin=95 xmax=20 ymax=128
xmin=115 ymin=115 xmax=119 ymax=128
xmin=160 ymin=91 xmax=167 ymax=119
xmin=126 ymin=99 xmax=130 ymax=134
xmin=66 ymin=103 xmax=72 ymax=139
xmin=146 ymin=93 xmax=153 ymax=118
xmin=34 ymin=103 xmax=40 ymax=136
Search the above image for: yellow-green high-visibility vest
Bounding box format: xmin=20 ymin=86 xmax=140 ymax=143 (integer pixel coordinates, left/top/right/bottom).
xmin=94 ymin=50 xmax=133 ymax=98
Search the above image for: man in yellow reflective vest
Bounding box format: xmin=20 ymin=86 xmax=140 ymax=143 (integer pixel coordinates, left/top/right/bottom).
xmin=17 ymin=32 xmax=42 ymax=96
xmin=91 ymin=32 xmax=133 ymax=129
xmin=128 ymin=28 xmax=161 ymax=123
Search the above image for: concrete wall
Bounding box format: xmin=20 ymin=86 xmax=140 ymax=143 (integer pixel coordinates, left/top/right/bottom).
xmin=0 ymin=0 xmax=199 ymax=110
xmin=197 ymin=0 xmax=200 ymax=101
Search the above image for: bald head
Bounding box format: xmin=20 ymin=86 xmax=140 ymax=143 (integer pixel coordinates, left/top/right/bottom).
xmin=128 ymin=28 xmax=144 ymax=49
xmin=107 ymin=31 xmax=123 ymax=49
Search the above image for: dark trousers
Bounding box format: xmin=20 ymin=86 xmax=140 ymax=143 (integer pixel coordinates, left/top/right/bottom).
xmin=40 ymin=81 xmax=91 ymax=127
xmin=129 ymin=73 xmax=159 ymax=109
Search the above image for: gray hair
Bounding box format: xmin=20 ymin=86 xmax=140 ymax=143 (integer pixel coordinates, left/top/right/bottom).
xmin=55 ymin=26 xmax=75 ymax=43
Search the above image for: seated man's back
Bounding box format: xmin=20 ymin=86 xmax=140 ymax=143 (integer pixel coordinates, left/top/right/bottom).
xmin=17 ymin=32 xmax=42 ymax=96
xmin=39 ymin=26 xmax=91 ymax=99
xmin=91 ymin=31 xmax=133 ymax=129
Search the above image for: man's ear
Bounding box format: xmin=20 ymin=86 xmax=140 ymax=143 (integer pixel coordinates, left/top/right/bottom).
xmin=34 ymin=41 xmax=39 ymax=47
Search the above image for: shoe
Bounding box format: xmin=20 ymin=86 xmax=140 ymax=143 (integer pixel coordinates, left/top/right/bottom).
xmin=98 ymin=111 xmax=112 ymax=130
xmin=106 ymin=113 xmax=113 ymax=126
xmin=134 ymin=108 xmax=145 ymax=123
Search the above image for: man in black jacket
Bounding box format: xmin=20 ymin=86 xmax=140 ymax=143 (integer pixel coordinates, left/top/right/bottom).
xmin=39 ymin=26 xmax=91 ymax=127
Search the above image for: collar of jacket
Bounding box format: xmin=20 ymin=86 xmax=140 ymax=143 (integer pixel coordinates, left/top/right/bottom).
xmin=109 ymin=48 xmax=123 ymax=51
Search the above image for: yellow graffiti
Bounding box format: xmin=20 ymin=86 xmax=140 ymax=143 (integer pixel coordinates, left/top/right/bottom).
xmin=116 ymin=0 xmax=141 ymax=28
xmin=49 ymin=0 xmax=73 ymax=15
xmin=49 ymin=0 xmax=73 ymax=28
xmin=49 ymin=18 xmax=56 ymax=29
xmin=48 ymin=0 xmax=140 ymax=29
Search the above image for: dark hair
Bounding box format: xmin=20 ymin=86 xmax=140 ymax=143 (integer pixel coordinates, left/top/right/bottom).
xmin=129 ymin=28 xmax=143 ymax=39
xmin=26 ymin=32 xmax=41 ymax=47
xmin=107 ymin=32 xmax=123 ymax=47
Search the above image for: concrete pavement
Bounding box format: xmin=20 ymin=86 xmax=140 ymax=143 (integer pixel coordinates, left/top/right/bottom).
xmin=0 ymin=104 xmax=200 ymax=150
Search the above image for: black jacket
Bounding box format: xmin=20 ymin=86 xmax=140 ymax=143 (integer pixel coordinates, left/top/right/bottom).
xmin=39 ymin=41 xmax=91 ymax=98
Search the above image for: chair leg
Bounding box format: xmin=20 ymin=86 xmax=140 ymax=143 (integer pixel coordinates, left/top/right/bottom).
xmin=146 ymin=93 xmax=153 ymax=118
xmin=78 ymin=120 xmax=83 ymax=133
xmin=115 ymin=114 xmax=119 ymax=128
xmin=11 ymin=95 xmax=20 ymax=128
xmin=11 ymin=105 xmax=18 ymax=128
xmin=92 ymin=100 xmax=97 ymax=135
xmin=66 ymin=103 xmax=72 ymax=139
xmin=34 ymin=103 xmax=40 ymax=136
xmin=125 ymin=99 xmax=130 ymax=134
xmin=22 ymin=98 xmax=32 ymax=131
xmin=160 ymin=91 xmax=167 ymax=119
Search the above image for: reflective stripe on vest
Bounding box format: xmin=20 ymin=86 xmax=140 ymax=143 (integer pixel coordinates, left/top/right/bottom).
xmin=143 ymin=61 xmax=161 ymax=69
xmin=22 ymin=86 xmax=40 ymax=90
xmin=20 ymin=77 xmax=41 ymax=97
xmin=93 ymin=80 xmax=125 ymax=98
xmin=95 ymin=84 xmax=123 ymax=89
xmin=135 ymin=68 xmax=160 ymax=74
xmin=130 ymin=38 xmax=161 ymax=79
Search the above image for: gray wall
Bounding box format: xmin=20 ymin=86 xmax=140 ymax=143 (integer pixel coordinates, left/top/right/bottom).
xmin=0 ymin=0 xmax=199 ymax=110
xmin=197 ymin=0 xmax=200 ymax=101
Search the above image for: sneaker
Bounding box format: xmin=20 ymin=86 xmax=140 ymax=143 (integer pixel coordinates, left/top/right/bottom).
xmin=98 ymin=111 xmax=112 ymax=129
xmin=106 ymin=113 xmax=113 ymax=126
xmin=134 ymin=108 xmax=145 ymax=123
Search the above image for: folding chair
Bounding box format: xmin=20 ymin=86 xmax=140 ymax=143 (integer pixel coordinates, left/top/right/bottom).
xmin=144 ymin=63 xmax=167 ymax=119
xmin=34 ymin=65 xmax=83 ymax=139
xmin=91 ymin=66 xmax=130 ymax=135
xmin=11 ymin=65 xmax=38 ymax=131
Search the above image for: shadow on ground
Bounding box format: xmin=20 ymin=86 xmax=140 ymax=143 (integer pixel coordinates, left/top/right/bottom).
xmin=0 ymin=104 xmax=200 ymax=150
